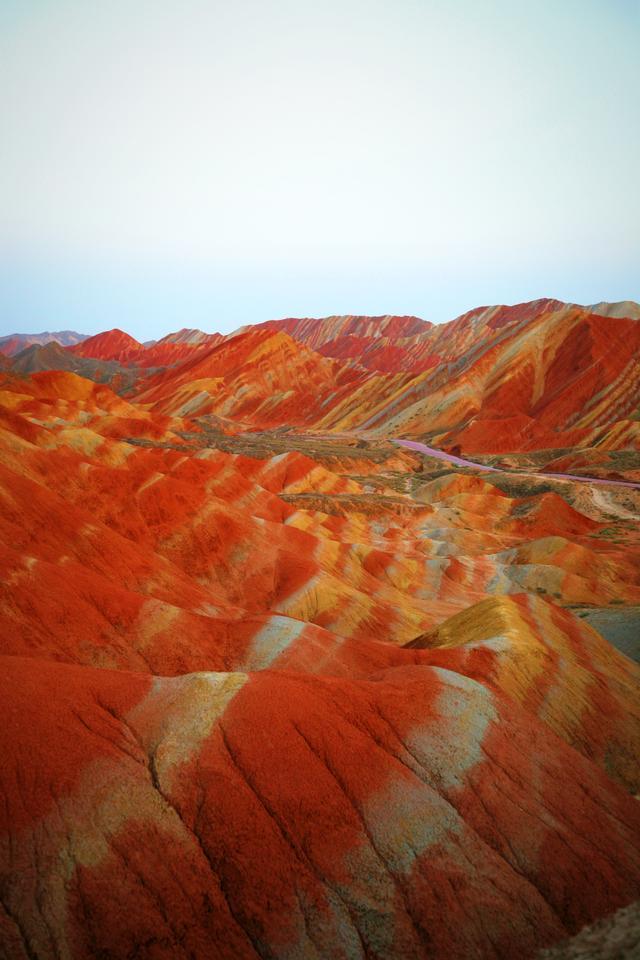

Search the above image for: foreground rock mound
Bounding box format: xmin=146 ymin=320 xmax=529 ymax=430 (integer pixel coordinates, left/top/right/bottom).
xmin=1 ymin=652 xmax=639 ymax=960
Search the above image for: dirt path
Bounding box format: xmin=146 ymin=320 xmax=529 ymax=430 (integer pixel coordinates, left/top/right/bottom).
xmin=394 ymin=439 xmax=640 ymax=490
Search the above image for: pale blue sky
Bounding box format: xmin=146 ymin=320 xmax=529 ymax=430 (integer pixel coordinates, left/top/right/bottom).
xmin=1 ymin=0 xmax=638 ymax=338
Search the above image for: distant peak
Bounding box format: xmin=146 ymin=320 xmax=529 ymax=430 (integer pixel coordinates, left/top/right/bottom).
xmin=69 ymin=328 xmax=143 ymax=362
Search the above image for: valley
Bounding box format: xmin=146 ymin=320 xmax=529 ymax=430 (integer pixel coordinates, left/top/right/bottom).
xmin=0 ymin=299 xmax=639 ymax=959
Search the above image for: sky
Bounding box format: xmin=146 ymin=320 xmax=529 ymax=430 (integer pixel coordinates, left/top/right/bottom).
xmin=1 ymin=0 xmax=638 ymax=339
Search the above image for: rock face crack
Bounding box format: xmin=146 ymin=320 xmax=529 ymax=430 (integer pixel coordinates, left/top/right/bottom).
xmin=92 ymin=700 xmax=264 ymax=960
xmin=0 ymin=896 xmax=38 ymax=960
xmin=482 ymin=740 xmax=633 ymax=876
xmin=289 ymin=718 xmax=433 ymax=956
xmin=143 ymin=750 xmax=264 ymax=959
xmin=217 ymin=720 xmax=370 ymax=960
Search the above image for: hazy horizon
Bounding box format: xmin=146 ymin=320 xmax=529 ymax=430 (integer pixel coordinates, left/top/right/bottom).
xmin=2 ymin=0 xmax=639 ymax=339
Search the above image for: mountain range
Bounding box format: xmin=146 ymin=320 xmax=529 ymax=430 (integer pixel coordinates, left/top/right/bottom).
xmin=0 ymin=329 xmax=88 ymax=356
xmin=0 ymin=298 xmax=639 ymax=960
xmin=5 ymin=299 xmax=640 ymax=459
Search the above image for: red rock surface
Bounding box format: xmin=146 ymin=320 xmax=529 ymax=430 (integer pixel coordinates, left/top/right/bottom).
xmin=1 ymin=299 xmax=639 ymax=959
xmin=69 ymin=328 xmax=145 ymax=363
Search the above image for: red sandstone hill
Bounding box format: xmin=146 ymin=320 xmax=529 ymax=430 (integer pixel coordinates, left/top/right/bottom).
xmin=155 ymin=327 xmax=222 ymax=345
xmin=9 ymin=341 xmax=143 ymax=387
xmin=138 ymin=335 xmax=224 ymax=368
xmin=68 ymin=327 xmax=224 ymax=370
xmin=247 ymin=314 xmax=436 ymax=374
xmin=45 ymin=299 xmax=639 ymax=456
xmin=264 ymin=313 xmax=432 ymax=347
xmin=1 ymin=299 xmax=640 ymax=959
xmin=137 ymin=326 xmax=370 ymax=424
xmin=5 ymin=300 xmax=639 ymax=453
xmin=0 ymin=362 xmax=639 ymax=956
xmin=69 ymin=328 xmax=144 ymax=363
xmin=309 ymin=302 xmax=640 ymax=453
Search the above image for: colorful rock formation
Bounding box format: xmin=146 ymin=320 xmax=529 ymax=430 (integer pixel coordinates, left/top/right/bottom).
xmin=0 ymin=298 xmax=639 ymax=959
